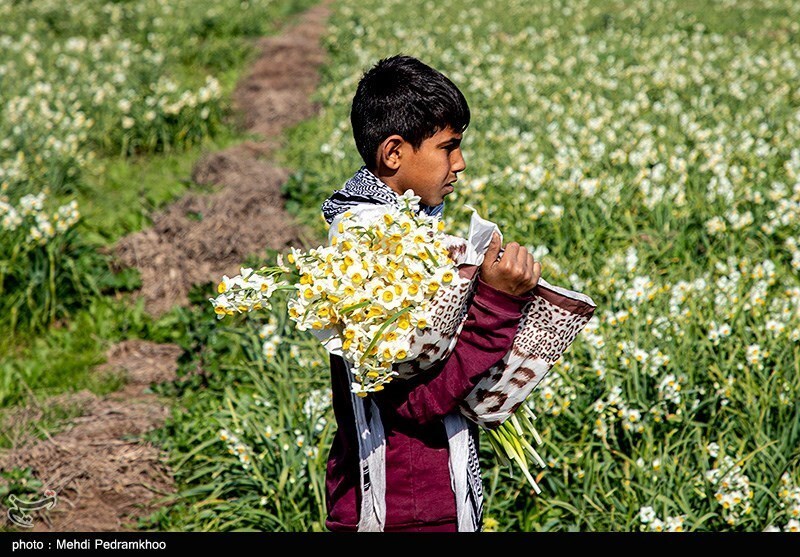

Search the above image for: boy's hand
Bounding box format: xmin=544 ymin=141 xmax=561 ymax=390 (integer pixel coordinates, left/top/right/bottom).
xmin=480 ymin=232 xmax=541 ymax=297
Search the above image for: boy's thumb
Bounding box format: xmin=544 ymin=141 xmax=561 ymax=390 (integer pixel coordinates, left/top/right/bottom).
xmin=482 ymin=232 xmax=501 ymax=267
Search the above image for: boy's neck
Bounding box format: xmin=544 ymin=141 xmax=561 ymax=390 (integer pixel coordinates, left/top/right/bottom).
xmin=362 ymin=165 xmax=445 ymax=216
xmin=367 ymin=165 xmax=404 ymax=197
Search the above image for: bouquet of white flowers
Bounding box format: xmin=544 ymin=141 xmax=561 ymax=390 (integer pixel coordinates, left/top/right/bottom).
xmin=210 ymin=190 xmax=463 ymax=395
xmin=210 ymin=190 xmax=597 ymax=492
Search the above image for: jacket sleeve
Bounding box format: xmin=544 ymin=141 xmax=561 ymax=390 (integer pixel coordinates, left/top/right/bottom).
xmin=374 ymin=277 xmax=533 ymax=425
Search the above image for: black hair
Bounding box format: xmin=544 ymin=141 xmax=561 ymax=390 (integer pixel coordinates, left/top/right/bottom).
xmin=350 ymin=54 xmax=470 ymax=170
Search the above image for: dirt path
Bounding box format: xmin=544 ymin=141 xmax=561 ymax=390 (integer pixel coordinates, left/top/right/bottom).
xmin=115 ymin=0 xmax=331 ymax=318
xmin=0 ymin=0 xmax=332 ymax=532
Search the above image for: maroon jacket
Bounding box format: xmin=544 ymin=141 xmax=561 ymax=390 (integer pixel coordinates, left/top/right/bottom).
xmin=324 ymin=277 xmax=533 ymax=531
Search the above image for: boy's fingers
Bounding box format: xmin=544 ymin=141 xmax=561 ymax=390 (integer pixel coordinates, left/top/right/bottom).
xmin=502 ymin=242 xmax=519 ymax=266
xmin=482 ymin=233 xmax=502 ymax=267
xmin=525 ymin=252 xmax=535 ymax=276
xmin=516 ymin=246 xmax=530 ymax=271
xmin=530 ymin=261 xmax=542 ymax=288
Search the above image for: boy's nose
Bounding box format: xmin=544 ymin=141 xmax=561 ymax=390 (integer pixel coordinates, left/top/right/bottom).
xmin=452 ymin=148 xmax=466 ymax=173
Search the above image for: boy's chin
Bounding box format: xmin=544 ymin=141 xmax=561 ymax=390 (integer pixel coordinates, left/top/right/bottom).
xmin=424 ymin=192 xmax=450 ymax=206
xmin=422 ymin=197 xmax=444 ymax=207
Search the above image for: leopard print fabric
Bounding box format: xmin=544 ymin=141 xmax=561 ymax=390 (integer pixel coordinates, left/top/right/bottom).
xmin=459 ymin=293 xmax=594 ymax=428
xmin=396 ymin=236 xmax=597 ymax=427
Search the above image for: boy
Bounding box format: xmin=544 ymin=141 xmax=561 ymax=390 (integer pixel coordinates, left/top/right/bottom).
xmin=321 ymin=55 xmax=541 ymax=532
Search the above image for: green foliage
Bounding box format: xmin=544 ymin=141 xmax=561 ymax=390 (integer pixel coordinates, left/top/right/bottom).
xmin=0 ymin=0 xmax=313 ymax=335
xmin=0 ymin=295 xmax=179 ymax=408
xmin=142 ymin=286 xmax=332 ymax=531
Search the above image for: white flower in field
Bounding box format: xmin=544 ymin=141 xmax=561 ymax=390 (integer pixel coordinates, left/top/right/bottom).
xmin=262 ymin=341 xmax=276 ymax=359
xmin=118 ymin=98 xmax=132 ymax=113
xmin=607 ymin=385 xmax=623 ymax=407
xmin=746 ymin=344 xmax=762 ymax=366
xmin=650 ymin=350 xmax=670 ymax=368
xmin=665 ymin=516 xmax=684 ymax=532
xmin=652 ymin=459 xmax=662 ymax=471
xmin=592 ymin=399 xmax=605 ymax=413
xmin=658 ymin=373 xmax=682 ymax=404
xmin=122 ymin=116 xmax=135 ymax=129
xmin=639 ymin=507 xmax=656 ymax=524
xmin=625 ymin=246 xmax=638 ymax=273
xmin=1 ymin=202 xmax=21 ymax=230
xmin=198 ymin=85 xmax=213 ymax=103
xmin=649 ymin=517 xmax=665 ymax=532
xmin=592 ymin=418 xmax=607 ymax=438
xmin=569 ymin=273 xmax=586 ymax=290
xmin=624 ymin=408 xmax=641 ymax=423
xmin=765 ymin=319 xmax=785 ymax=335
xmin=705 ymin=216 xmax=727 ymax=235
xmin=591 ymin=360 xmax=606 ymax=379
xmin=28 ymin=226 xmax=44 ymax=244
xmin=19 ymin=192 xmax=44 ymax=216
xmin=632 ymin=348 xmax=648 ymax=363
xmin=586 ymin=333 xmax=605 ymax=350
xmin=303 ymin=389 xmax=331 ymax=418
xmin=706 ymin=442 xmax=720 ymax=459
xmin=259 ymin=322 xmax=277 ymax=339
xmin=788 ymin=519 xmax=800 ymax=532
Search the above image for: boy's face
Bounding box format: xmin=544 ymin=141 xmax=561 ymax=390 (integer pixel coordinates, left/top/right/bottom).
xmin=392 ymin=126 xmax=466 ymax=207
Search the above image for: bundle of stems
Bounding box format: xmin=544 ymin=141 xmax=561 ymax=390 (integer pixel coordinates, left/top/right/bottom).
xmin=484 ymin=404 xmax=546 ymax=493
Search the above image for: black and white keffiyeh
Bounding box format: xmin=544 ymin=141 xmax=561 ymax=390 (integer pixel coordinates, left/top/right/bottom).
xmin=321 ymin=166 xmax=481 ymax=532
xmin=321 ymin=165 xmax=444 ymax=225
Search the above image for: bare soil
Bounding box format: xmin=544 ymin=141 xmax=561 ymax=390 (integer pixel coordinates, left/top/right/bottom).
xmin=0 ymin=340 xmax=182 ymax=531
xmin=0 ymin=0 xmax=331 ymax=532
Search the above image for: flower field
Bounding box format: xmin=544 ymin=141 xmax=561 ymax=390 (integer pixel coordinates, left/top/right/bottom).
xmin=2 ymin=0 xmax=799 ymax=533
xmin=278 ymin=0 xmax=800 ymax=531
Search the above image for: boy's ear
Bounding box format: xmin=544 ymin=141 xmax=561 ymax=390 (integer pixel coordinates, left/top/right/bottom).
xmin=378 ymin=134 xmax=405 ymax=170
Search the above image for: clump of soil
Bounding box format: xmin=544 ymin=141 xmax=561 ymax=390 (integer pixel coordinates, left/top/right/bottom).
xmin=114 ymin=159 xmax=300 ymax=317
